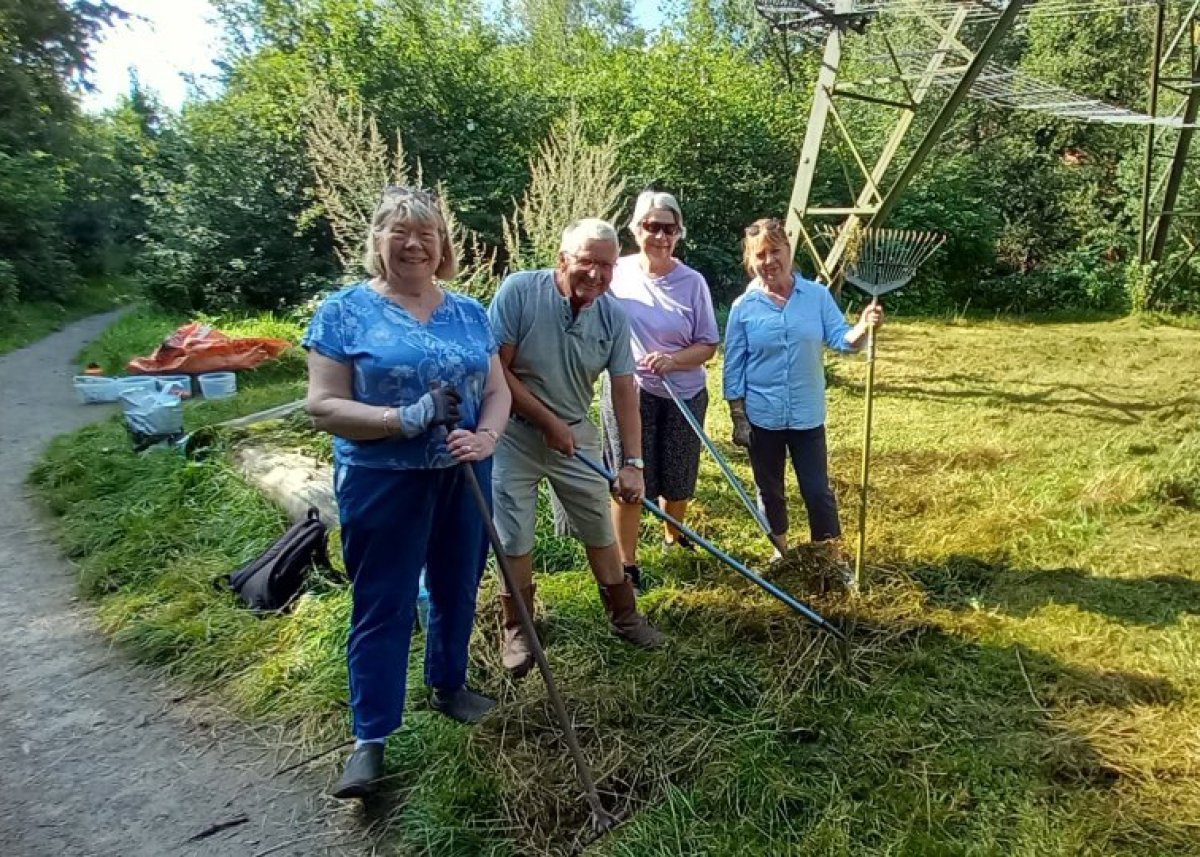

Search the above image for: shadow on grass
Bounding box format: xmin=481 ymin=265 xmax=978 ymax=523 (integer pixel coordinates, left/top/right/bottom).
xmin=911 ymin=554 xmax=1200 ymax=629
xmin=364 ymin=568 xmax=1198 ymax=856
xmin=832 ymin=373 xmax=1200 ymax=427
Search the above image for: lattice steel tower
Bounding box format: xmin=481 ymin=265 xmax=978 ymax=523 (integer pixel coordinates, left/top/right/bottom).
xmin=755 ymin=0 xmax=1198 ymax=293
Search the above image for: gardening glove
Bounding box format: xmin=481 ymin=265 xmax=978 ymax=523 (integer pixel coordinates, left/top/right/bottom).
xmin=426 ymin=384 xmax=462 ymax=428
xmin=393 ymin=386 xmax=462 ymax=437
xmin=729 ymin=399 xmax=752 ymax=449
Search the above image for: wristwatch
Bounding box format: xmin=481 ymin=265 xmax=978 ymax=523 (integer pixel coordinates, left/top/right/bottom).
xmin=623 ymin=457 xmax=645 ymax=470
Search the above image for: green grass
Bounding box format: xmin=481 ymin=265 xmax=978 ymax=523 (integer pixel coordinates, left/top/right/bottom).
xmin=73 ymin=306 xmax=310 ymax=383
xmin=30 ymin=316 xmax=1200 ymax=856
xmin=0 ymin=278 xmax=137 ymax=357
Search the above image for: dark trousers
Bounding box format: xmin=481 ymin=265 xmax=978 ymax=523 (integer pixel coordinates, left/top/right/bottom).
xmin=336 ymin=461 xmax=492 ymax=741
xmin=601 ymin=384 xmax=708 ymax=502
xmin=747 ymin=424 xmax=841 ymax=542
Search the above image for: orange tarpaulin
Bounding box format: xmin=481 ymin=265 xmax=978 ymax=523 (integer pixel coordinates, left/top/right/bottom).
xmin=127 ymin=322 xmax=292 ymax=375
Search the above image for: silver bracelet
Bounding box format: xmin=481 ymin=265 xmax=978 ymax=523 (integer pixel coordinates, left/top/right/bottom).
xmin=381 ymin=407 xmax=394 ymax=435
xmin=479 ymin=426 xmax=500 ymax=443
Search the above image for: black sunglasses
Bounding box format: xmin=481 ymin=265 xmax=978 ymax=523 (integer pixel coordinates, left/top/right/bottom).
xmin=641 ymin=221 xmax=680 ymax=237
xmin=744 ymin=218 xmax=785 ymax=237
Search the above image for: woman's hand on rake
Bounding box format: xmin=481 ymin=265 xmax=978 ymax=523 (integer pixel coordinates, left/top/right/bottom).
xmin=447 ymin=428 xmax=495 ymax=462
xmin=639 ymin=350 xmax=677 ymax=375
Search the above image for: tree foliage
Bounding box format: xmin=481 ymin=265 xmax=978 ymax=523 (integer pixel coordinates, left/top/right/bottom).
xmin=5 ymin=0 xmax=1198 ymax=315
xmin=0 ymin=0 xmax=132 ymax=305
xmin=502 ymin=107 xmax=625 ymax=271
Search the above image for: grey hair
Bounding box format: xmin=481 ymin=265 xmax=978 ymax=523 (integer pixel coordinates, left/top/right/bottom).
xmin=362 ymin=190 xmax=458 ymax=280
xmin=559 ymin=217 xmax=619 ymax=256
xmin=628 ymin=190 xmax=687 ymax=240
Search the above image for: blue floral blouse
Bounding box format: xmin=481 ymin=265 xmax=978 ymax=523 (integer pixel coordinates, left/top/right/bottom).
xmin=302 ymin=283 xmax=497 ymax=470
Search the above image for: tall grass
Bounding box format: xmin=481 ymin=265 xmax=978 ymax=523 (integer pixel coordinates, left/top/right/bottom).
xmin=31 ymin=317 xmax=1200 ymax=855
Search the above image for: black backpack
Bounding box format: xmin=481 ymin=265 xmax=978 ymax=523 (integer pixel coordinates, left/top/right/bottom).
xmin=226 ymin=507 xmax=333 ymax=612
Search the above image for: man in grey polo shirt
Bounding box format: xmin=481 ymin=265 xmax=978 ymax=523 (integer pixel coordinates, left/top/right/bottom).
xmin=488 ymin=218 xmax=664 ymax=677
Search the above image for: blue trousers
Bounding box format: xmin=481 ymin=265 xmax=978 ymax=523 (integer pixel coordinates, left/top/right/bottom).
xmin=748 ymin=424 xmax=842 ymax=542
xmin=336 ymin=461 xmax=492 ymax=741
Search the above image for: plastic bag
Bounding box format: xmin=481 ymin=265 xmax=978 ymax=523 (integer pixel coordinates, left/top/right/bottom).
xmin=120 ymin=389 xmax=184 ymax=437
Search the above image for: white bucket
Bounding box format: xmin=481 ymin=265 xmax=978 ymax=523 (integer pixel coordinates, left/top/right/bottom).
xmin=73 ymin=376 xmax=124 ymax=404
xmin=117 ymin=376 xmax=160 ymax=396
xmin=198 ymin=371 xmax=237 ymax=400
xmin=155 ymin=375 xmax=193 ymax=398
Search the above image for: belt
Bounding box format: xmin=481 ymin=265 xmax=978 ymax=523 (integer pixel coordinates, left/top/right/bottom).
xmin=510 ymin=413 xmax=583 ymax=428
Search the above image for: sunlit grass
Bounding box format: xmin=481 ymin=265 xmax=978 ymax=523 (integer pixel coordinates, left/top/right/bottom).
xmin=30 ymin=316 xmax=1200 ymax=856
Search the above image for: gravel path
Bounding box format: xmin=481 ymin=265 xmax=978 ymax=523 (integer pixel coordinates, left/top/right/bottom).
xmin=0 ymin=313 xmax=363 ymax=857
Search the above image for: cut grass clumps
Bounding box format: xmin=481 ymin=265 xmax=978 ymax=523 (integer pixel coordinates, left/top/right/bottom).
xmin=31 ymin=317 xmax=1200 ymax=856
xmin=1152 ymin=434 xmax=1200 ymax=509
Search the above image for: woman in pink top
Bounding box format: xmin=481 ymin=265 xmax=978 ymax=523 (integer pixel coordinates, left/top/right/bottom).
xmin=600 ymin=191 xmax=720 ymax=588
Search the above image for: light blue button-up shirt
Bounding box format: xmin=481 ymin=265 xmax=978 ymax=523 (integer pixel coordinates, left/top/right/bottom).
xmin=722 ymin=274 xmax=857 ymax=431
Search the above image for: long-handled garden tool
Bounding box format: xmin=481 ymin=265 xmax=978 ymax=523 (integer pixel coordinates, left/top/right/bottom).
xmin=839 ymin=228 xmax=945 ymax=589
xmin=457 ymin=453 xmax=621 ymax=843
xmin=574 ymin=451 xmax=845 ymax=641
xmin=631 ymin=332 xmax=784 ymax=555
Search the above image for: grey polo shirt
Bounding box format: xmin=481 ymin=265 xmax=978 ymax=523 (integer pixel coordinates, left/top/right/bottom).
xmin=488 ymin=269 xmax=635 ymax=424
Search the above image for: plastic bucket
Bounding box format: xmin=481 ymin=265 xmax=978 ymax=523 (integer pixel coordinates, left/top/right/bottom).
xmin=198 ymin=371 xmax=237 ymax=400
xmin=117 ymin=376 xmax=159 ymax=396
xmin=73 ymin=375 xmax=124 ymax=404
xmin=155 ymin=375 xmax=193 ymax=398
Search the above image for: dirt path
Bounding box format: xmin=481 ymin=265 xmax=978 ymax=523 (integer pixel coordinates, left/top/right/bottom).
xmin=0 ymin=313 xmax=361 ymax=856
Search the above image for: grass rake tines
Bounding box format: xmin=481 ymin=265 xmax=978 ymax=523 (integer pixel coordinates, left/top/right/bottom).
xmin=574 ymin=452 xmax=848 ymax=643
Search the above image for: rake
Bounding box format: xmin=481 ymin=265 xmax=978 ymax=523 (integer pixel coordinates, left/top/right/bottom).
xmin=574 ymin=452 xmax=846 ymax=642
xmin=438 ymin=415 xmax=623 ymax=846
xmin=627 ymin=331 xmax=784 ymax=556
xmin=839 ymin=227 xmax=945 ymax=588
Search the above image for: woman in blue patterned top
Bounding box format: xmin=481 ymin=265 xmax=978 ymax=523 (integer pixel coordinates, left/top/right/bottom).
xmin=304 ymin=186 xmax=511 ymax=799
xmin=723 ymin=218 xmax=882 ymax=557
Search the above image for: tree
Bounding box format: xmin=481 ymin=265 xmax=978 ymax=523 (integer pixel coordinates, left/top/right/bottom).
xmin=0 ymin=0 xmax=129 ymax=303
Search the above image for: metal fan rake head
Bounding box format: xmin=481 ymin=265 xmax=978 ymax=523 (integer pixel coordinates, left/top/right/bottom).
xmin=829 ymin=226 xmax=946 ymax=297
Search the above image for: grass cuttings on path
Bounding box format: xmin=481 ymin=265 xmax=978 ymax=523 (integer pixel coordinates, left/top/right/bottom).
xmin=31 ymin=316 xmax=1200 ymax=856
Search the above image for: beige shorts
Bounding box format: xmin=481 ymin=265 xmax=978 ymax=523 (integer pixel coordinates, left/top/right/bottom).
xmin=491 ymin=417 xmax=615 ymax=556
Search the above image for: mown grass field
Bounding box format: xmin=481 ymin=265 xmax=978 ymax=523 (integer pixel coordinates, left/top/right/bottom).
xmin=30 ymin=311 xmax=1200 ymax=856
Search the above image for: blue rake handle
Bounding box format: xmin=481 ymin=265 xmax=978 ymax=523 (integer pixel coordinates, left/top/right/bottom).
xmin=574 ymin=451 xmax=845 ymax=641
xmin=629 ymin=332 xmax=779 ymax=552
xmin=655 ymin=372 xmax=782 ymax=553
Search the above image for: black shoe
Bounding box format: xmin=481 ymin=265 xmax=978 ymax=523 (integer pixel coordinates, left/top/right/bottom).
xmin=331 ymin=742 xmax=385 ymax=800
xmin=623 ymin=563 xmax=643 ymax=591
xmin=664 ymin=533 xmax=695 ymax=551
xmin=430 ymin=686 xmax=496 ymax=724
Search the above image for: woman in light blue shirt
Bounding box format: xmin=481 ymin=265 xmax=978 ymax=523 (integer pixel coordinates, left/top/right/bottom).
xmin=723 ymin=218 xmax=882 ymax=554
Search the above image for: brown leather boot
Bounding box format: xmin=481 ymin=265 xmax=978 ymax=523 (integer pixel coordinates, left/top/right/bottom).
xmin=599 ymin=575 xmax=664 ymax=649
xmin=499 ymin=585 xmax=536 ymax=679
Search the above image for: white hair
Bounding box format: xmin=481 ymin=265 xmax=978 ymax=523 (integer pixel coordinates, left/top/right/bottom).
xmin=628 ymin=190 xmax=687 ymax=240
xmin=559 ymin=218 xmax=619 ymax=256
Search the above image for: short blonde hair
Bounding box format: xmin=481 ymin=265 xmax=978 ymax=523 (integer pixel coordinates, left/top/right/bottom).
xmin=742 ymin=218 xmax=791 ymax=277
xmin=363 ymin=187 xmax=458 ymax=280
xmin=628 ymin=190 xmax=687 ymax=240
